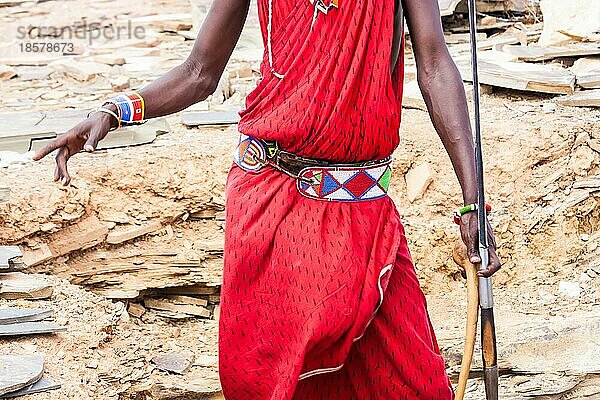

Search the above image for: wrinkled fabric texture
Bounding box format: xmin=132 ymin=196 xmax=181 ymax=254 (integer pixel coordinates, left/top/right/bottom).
xmin=219 ymin=1 xmax=454 ymax=399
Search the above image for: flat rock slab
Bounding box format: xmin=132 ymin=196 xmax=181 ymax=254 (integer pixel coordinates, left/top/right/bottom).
xmin=181 ymin=111 xmax=241 ymax=127
xmin=3 ymin=379 xmax=60 ymax=398
xmin=0 ymin=186 xmax=9 ymax=203
xmin=557 ymin=89 xmax=600 ymax=108
xmin=0 ymin=246 xmax=23 ymax=270
xmin=457 ymin=57 xmax=576 ymax=95
xmin=0 ymin=110 xmax=169 ymax=153
xmin=151 ymin=351 xmax=195 ymax=375
xmin=0 ymin=322 xmax=66 ymax=337
xmin=0 ymin=354 xmax=44 ymax=396
xmin=0 ymin=273 xmax=53 ymax=300
xmin=0 ymin=308 xmax=53 ymax=325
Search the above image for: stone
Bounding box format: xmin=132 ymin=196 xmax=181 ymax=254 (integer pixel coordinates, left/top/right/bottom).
xmin=438 ymin=0 xmax=462 ymax=16
xmin=405 ymin=162 xmax=434 ymax=202
xmin=93 ymin=55 xmax=126 ymax=66
xmin=151 ymin=351 xmax=194 ymax=374
xmin=111 ymin=75 xmax=131 ymax=91
xmin=481 ymin=16 xmax=497 ymax=26
xmin=167 ymin=295 xmax=209 ymax=307
xmin=0 ymin=354 xmax=44 ymax=396
xmin=2 ymin=379 xmax=60 ymax=398
xmin=52 ymin=59 xmax=111 ymax=81
xmin=0 ymin=308 xmax=53 ymax=325
xmin=0 ymin=185 xmax=9 ymax=202
xmin=0 ymin=65 xmax=17 ymax=80
xmin=0 ymin=246 xmax=23 ymax=270
xmin=194 ymin=354 xmax=219 ymax=367
xmin=557 ymin=89 xmax=600 ymax=108
xmin=20 ymin=244 xmax=53 ymax=268
xmin=0 ymin=272 xmax=53 ymax=300
xmin=146 ymin=382 xmax=223 ymax=400
xmin=144 ymin=298 xmax=211 ymax=318
xmin=0 ymin=322 xmax=66 ymax=337
xmin=14 ymin=66 xmax=54 ymax=81
xmin=181 ymin=111 xmax=241 ymax=127
xmin=571 ymin=57 xmax=600 ymax=89
xmin=46 ymin=216 xmax=109 ymax=257
xmin=558 ymin=281 xmax=581 ymax=298
xmin=229 ymin=65 xmax=253 ymax=79
xmin=539 ymin=0 xmax=600 ymax=46
xmin=213 ymin=304 xmax=221 ymax=322
xmin=128 ymin=303 xmax=146 ymax=318
xmin=106 ymin=221 xmax=163 ymax=245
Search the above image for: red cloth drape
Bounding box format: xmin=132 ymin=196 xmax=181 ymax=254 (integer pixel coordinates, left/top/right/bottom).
xmin=219 ymin=1 xmax=454 ymax=399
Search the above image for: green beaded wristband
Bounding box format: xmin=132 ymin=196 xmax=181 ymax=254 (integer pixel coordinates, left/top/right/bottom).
xmin=457 ymin=204 xmax=478 ymax=216
xmin=453 ymin=203 xmax=491 ymax=225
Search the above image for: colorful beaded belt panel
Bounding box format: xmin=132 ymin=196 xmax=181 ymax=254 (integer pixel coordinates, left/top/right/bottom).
xmin=296 ymin=162 xmax=391 ymax=202
xmin=233 ymin=134 xmax=392 ymax=202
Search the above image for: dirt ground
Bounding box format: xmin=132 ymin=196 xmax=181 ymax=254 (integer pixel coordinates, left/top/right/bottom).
xmin=1 ymin=0 xmax=599 ymax=399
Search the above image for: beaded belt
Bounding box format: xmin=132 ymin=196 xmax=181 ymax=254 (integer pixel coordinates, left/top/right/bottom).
xmin=233 ymin=134 xmax=392 ymax=202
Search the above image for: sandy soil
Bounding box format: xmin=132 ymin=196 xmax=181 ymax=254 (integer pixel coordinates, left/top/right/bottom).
xmin=1 ymin=0 xmax=599 ymax=399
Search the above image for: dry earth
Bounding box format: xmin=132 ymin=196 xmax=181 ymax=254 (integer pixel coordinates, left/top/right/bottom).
xmin=1 ymin=0 xmax=599 ymax=399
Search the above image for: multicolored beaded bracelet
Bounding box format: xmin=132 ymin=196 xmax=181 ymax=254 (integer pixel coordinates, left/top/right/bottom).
xmin=453 ymin=203 xmax=492 ymax=225
xmin=105 ymin=92 xmax=146 ymax=126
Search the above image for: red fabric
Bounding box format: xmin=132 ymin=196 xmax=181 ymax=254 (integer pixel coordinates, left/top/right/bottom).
xmin=219 ymin=1 xmax=453 ymax=399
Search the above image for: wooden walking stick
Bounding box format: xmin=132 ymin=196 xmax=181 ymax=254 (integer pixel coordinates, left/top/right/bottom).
xmin=466 ymin=0 xmax=499 ymax=398
xmin=453 ymin=241 xmax=479 ymax=400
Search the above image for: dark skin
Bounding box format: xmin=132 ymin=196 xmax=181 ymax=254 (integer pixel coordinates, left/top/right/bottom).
xmin=34 ymin=0 xmax=501 ymax=277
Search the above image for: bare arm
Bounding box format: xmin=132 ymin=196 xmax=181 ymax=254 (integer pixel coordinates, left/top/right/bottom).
xmin=402 ymin=0 xmax=501 ymax=276
xmin=34 ymin=0 xmax=251 ymax=179
xmin=402 ymin=0 xmax=477 ymax=205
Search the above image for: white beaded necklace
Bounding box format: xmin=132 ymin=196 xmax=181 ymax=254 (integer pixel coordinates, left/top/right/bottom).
xmin=267 ymin=0 xmax=338 ymax=79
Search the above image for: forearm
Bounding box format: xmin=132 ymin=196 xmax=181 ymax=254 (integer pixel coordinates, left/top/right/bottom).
xmin=138 ymin=61 xmax=216 ymax=118
xmin=418 ymin=55 xmax=478 ymax=205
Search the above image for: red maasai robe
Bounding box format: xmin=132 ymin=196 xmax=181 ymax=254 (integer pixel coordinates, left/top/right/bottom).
xmin=219 ymin=1 xmax=454 ymax=399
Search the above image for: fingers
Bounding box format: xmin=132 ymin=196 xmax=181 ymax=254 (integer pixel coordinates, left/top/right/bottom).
xmin=477 ymin=247 xmax=502 ymax=277
xmin=84 ymin=124 xmax=104 ymax=152
xmin=459 ymin=213 xmax=502 ymax=277
xmin=33 ymin=134 xmax=70 ymax=161
xmin=463 ymin=218 xmax=481 ymax=264
xmin=55 ymin=147 xmax=71 ymax=186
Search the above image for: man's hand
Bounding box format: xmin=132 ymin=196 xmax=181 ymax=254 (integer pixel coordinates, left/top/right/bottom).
xmin=458 ymin=212 xmax=501 ymax=277
xmin=32 ymin=112 xmax=113 ymax=185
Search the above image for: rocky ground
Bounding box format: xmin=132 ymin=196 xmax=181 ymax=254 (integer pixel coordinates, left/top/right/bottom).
xmin=1 ymin=0 xmax=599 ymax=399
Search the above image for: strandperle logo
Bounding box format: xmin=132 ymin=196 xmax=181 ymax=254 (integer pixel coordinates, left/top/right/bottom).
xmin=16 ymin=20 xmax=146 ymax=45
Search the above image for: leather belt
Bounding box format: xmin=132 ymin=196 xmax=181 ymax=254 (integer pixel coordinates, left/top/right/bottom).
xmin=233 ymin=134 xmax=392 ymax=202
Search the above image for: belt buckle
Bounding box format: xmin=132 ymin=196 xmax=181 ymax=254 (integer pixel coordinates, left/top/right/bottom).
xmin=234 ymin=134 xmax=268 ymax=173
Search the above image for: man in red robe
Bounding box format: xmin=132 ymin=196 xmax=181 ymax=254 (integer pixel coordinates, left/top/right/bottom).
xmin=35 ymin=0 xmax=501 ymax=398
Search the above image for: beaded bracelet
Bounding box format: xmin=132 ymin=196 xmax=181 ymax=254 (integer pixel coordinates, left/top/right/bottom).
xmin=453 ymin=203 xmax=492 ymax=225
xmin=87 ymin=107 xmax=121 ymax=131
xmin=107 ymin=92 xmax=146 ymax=126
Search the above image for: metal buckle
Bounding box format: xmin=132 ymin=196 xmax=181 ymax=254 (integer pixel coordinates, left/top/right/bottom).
xmin=234 ymin=135 xmax=268 ymax=173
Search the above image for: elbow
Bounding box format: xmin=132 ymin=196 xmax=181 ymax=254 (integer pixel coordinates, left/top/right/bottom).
xmin=182 ymin=59 xmax=220 ymax=100
xmin=417 ymin=53 xmax=461 ymax=95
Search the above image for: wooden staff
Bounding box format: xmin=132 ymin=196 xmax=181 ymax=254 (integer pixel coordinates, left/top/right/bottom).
xmin=453 ymin=241 xmax=479 ymax=400
xmin=466 ymin=0 xmax=499 ymax=398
